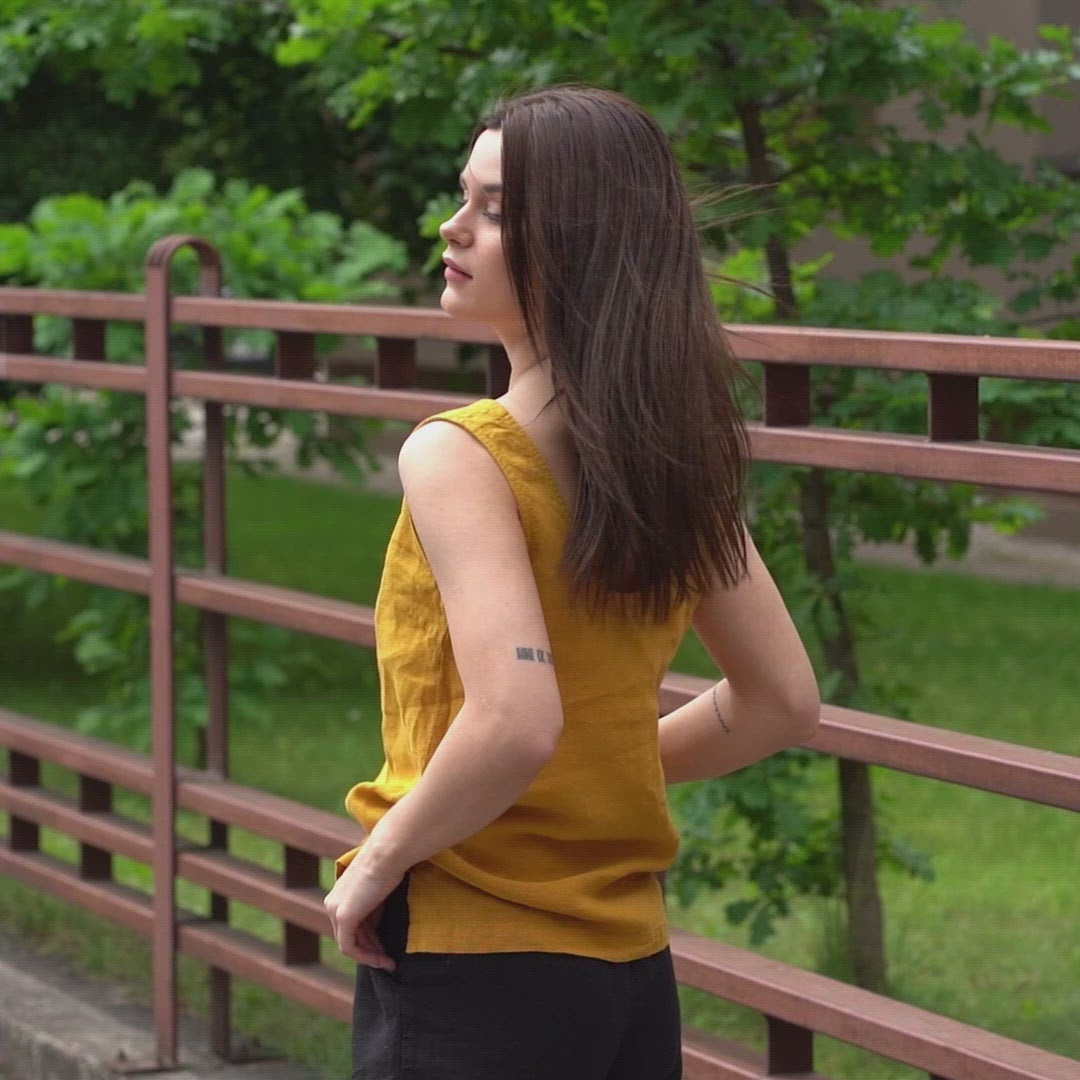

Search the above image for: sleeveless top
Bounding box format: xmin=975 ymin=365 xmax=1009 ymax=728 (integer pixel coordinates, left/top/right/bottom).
xmin=340 ymin=397 xmax=696 ymax=960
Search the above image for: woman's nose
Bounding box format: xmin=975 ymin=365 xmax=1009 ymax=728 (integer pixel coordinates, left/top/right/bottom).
xmin=439 ymin=207 xmax=470 ymax=245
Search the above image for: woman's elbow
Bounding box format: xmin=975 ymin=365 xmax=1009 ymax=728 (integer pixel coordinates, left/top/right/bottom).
xmin=484 ymin=697 xmax=563 ymax=768
xmin=782 ymin=677 xmax=821 ymax=745
xmin=752 ymin=666 xmax=819 ymax=749
xmin=526 ymin=707 xmax=565 ymax=764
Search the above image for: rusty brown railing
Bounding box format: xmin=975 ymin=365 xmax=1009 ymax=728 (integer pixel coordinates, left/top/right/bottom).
xmin=2 ymin=235 xmax=1079 ymax=1079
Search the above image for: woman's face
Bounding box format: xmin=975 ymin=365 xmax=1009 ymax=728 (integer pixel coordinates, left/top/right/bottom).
xmin=438 ymin=129 xmax=523 ymax=334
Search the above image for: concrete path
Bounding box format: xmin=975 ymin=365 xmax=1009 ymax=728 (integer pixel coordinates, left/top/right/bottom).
xmin=0 ymin=931 xmax=319 ymax=1080
xmin=855 ymin=519 xmax=1080 ymax=589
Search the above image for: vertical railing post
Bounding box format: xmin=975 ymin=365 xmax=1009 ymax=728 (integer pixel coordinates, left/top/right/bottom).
xmin=283 ymin=846 xmax=321 ymax=966
xmin=199 ymin=279 xmax=232 ymax=1061
xmin=928 ymin=373 xmax=980 ymax=442
xmin=487 ymin=344 xmax=510 ymax=397
xmin=274 ymin=330 xmax=318 ymax=449
xmin=78 ymin=775 xmax=113 ymax=880
xmin=143 ymin=234 xmax=223 ymax=1070
xmin=274 ymin=327 xmax=319 ymax=450
xmin=8 ymin=751 xmax=41 ymax=853
xmin=1 ymin=312 xmax=34 ymax=356
xmin=276 ymin=331 xmax=317 ymax=382
xmin=763 ymin=362 xmax=811 ymax=427
xmin=1 ymin=314 xmax=34 ymax=405
xmin=765 ymin=1014 xmax=814 ymax=1075
xmin=72 ymin=318 xmax=106 ymax=363
xmin=375 ymin=337 xmax=417 ymax=388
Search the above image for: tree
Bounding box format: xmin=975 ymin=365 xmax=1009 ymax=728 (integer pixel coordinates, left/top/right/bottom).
xmin=273 ymin=0 xmax=1080 ymax=990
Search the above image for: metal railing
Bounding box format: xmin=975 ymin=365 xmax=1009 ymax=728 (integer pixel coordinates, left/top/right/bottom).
xmin=1 ymin=235 xmax=1079 ymax=1079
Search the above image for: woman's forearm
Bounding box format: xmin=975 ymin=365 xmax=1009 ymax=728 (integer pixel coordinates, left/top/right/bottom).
xmin=359 ymin=701 xmax=561 ymax=879
xmin=659 ymin=677 xmax=819 ymax=784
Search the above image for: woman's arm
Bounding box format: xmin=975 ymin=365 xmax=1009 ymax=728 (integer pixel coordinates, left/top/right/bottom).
xmin=659 ymin=534 xmax=820 ymax=784
xmin=325 ymin=419 xmax=563 ymax=964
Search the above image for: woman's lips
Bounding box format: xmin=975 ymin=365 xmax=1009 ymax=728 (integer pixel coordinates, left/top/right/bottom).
xmin=443 ymin=257 xmax=472 ymax=281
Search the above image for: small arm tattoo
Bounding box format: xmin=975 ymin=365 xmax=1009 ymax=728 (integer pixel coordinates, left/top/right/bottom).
xmin=711 ymin=684 xmax=731 ymax=733
xmin=516 ymin=646 xmax=554 ymax=665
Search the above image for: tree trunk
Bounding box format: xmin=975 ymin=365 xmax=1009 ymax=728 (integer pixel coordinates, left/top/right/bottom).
xmin=799 ymin=469 xmax=887 ymax=992
xmin=736 ymin=95 xmax=888 ymax=992
xmin=837 ymin=759 xmax=887 ymax=989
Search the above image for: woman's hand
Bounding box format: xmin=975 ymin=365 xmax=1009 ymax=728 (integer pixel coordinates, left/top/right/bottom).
xmin=324 ymin=854 xmax=403 ymax=970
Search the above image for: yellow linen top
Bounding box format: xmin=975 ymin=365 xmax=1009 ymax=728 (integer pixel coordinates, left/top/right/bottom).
xmin=339 ymin=397 xmax=695 ymax=960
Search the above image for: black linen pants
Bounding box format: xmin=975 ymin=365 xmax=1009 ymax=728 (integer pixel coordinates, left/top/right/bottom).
xmin=351 ymin=876 xmax=683 ymax=1080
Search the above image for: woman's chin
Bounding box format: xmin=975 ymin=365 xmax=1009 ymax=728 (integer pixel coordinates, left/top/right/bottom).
xmin=439 ymin=287 xmax=474 ymax=319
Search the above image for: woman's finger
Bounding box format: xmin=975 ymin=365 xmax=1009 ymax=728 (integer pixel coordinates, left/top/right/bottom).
xmin=338 ymin=933 xmax=395 ymax=970
xmin=331 ymin=913 xmax=395 ymax=970
xmin=353 ymin=924 xmax=395 ymax=971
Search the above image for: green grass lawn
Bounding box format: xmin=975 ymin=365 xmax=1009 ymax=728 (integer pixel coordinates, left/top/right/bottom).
xmin=2 ymin=466 xmax=1078 ymax=1079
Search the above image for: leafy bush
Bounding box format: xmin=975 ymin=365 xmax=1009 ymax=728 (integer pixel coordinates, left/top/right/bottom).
xmin=0 ymin=171 xmax=406 ymax=755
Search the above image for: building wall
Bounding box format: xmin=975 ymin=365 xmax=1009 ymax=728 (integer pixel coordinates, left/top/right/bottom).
xmin=920 ymin=0 xmax=1079 ymax=173
xmin=1039 ymin=0 xmax=1080 ymax=175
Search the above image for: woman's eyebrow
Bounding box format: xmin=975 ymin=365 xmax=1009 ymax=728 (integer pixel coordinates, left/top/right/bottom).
xmin=459 ymin=173 xmax=503 ymax=194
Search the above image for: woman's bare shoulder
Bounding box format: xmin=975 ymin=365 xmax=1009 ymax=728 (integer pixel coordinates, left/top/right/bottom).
xmin=397 ymin=418 xmax=508 ymax=504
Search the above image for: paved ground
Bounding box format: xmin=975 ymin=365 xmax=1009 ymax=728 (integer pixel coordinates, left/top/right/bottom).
xmin=0 ymin=929 xmax=320 ymax=1080
xmin=854 ymin=512 xmax=1080 ymax=589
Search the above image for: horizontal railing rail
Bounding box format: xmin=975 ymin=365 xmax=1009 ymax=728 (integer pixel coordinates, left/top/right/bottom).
xmin=5 ymin=349 xmax=1080 ymax=493
xmin=3 ymin=252 xmax=1078 ymax=1078
xmin=0 ymin=706 xmax=357 ymax=1023
xmin=4 ymin=286 xmax=1080 ymax=380
xmin=671 ymin=929 xmax=1080 ymax=1080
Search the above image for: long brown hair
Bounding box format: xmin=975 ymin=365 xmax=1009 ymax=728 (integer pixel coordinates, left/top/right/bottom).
xmin=477 ymin=85 xmax=749 ymax=620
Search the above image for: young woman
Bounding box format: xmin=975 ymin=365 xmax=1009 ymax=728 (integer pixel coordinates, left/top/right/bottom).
xmin=325 ymin=85 xmax=820 ymax=1080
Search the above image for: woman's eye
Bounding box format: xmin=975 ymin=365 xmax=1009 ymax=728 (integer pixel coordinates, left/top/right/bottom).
xmin=456 ymin=194 xmax=500 ymax=224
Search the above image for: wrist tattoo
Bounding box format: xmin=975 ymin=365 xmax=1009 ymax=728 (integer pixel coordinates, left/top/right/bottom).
xmin=516 ymin=646 xmax=554 ymax=665
xmin=711 ymin=684 xmax=731 ymax=733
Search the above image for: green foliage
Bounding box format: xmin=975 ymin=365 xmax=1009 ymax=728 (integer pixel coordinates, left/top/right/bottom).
xmin=1 ymin=167 xmax=406 ymax=350
xmin=0 ymin=0 xmax=460 ymax=253
xmin=698 ymin=248 xmax=1070 ymax=956
xmin=807 ymin=271 xmax=1010 ymax=337
xmin=668 ymin=751 xmax=837 ymax=945
xmin=981 ymin=376 xmax=1080 ymax=447
xmin=0 ymin=0 xmax=233 ymax=104
xmin=0 ymin=170 xmax=404 ymax=752
xmin=668 ymin=748 xmax=938 ymax=946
